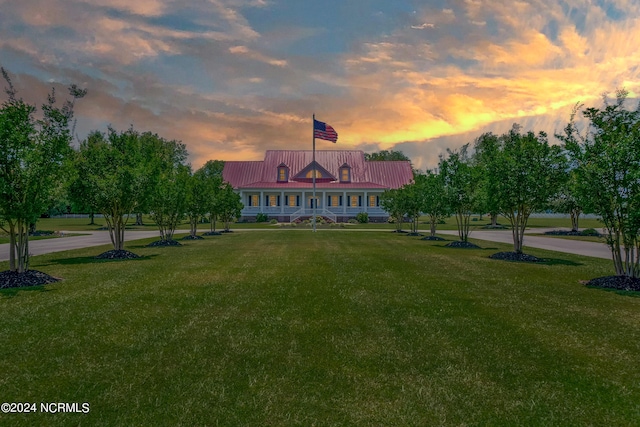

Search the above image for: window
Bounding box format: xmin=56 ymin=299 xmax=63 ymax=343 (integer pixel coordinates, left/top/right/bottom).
xmin=331 ymin=195 xmax=340 ymax=207
xmin=250 ymin=195 xmax=259 ymax=207
xmin=277 ymin=164 xmax=289 ymax=182
xmin=350 ymin=195 xmax=360 ymax=207
xmin=288 ymin=195 xmax=298 ymax=207
xmin=339 ymin=164 xmax=351 ymax=183
xmin=369 ymin=195 xmax=378 ymax=207
xmin=269 ymin=195 xmax=278 ymax=207
xmin=306 ymin=169 xmax=321 ymax=179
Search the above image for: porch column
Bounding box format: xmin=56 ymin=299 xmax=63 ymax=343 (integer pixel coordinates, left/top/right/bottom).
xmin=260 ymin=191 xmax=264 ymax=210
xmin=364 ymin=191 xmax=368 ymax=213
xmin=343 ymin=191 xmax=347 ymax=215
xmin=280 ymin=190 xmax=285 ymax=215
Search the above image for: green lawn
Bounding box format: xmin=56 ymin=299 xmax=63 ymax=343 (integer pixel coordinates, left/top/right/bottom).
xmin=35 ymin=214 xmax=605 ymax=233
xmin=1 ymin=231 xmax=638 ymax=425
xmin=530 ymin=233 xmax=607 ymax=243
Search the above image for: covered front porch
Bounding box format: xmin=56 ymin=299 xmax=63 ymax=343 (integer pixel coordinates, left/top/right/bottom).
xmin=238 ymin=189 xmax=388 ymax=222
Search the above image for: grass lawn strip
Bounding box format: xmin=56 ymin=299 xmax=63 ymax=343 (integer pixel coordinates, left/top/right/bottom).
xmin=0 ymin=231 xmax=638 ymax=425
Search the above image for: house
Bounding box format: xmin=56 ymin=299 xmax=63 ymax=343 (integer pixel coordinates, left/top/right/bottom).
xmin=222 ymin=150 xmax=414 ymax=222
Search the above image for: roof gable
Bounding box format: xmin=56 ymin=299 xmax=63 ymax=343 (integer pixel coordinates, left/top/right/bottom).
xmin=291 ymin=160 xmax=336 ymax=183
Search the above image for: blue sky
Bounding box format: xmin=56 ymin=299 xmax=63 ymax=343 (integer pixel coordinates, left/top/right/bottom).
xmin=1 ymin=0 xmax=639 ymax=170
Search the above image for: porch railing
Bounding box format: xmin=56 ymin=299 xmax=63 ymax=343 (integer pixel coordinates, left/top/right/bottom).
xmin=290 ymin=208 xmax=337 ymax=223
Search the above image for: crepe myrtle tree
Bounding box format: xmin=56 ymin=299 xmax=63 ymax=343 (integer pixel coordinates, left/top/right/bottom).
xmin=380 ymin=188 xmax=407 ymax=232
xmin=73 ymin=128 xmax=150 ymax=251
xmin=491 ymin=124 xmax=565 ymax=254
xmin=185 ymin=168 xmax=210 ymax=238
xmin=416 ymin=170 xmax=450 ymax=238
xmin=197 ymin=160 xmax=225 ymax=232
xmin=558 ymin=90 xmax=640 ymax=277
xmin=439 ymin=144 xmax=481 ymax=243
xmin=0 ymin=68 xmax=85 ymax=272
xmin=217 ymin=182 xmax=243 ymax=232
xmin=403 ymin=183 xmax=424 ymax=234
xmin=473 ymin=132 xmax=502 ymax=227
xmin=145 ymin=134 xmax=190 ymax=242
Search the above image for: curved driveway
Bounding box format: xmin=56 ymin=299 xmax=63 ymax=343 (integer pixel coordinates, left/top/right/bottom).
xmin=0 ymin=228 xmax=612 ymax=262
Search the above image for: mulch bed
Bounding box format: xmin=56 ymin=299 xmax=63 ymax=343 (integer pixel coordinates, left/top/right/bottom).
xmin=585 ymin=276 xmax=640 ymax=292
xmin=391 ymin=230 xmax=408 ymax=233
xmin=202 ymin=231 xmax=222 ymax=236
xmin=421 ymin=236 xmax=446 ymax=241
xmin=483 ymin=224 xmax=507 ymax=229
xmin=446 ymin=241 xmax=481 ymax=249
xmin=182 ymin=235 xmax=204 ymax=240
xmin=544 ymin=230 xmax=601 ymax=237
xmin=0 ymin=270 xmax=60 ymax=289
xmin=147 ymin=240 xmax=182 ymax=247
xmin=95 ymin=250 xmax=141 ymax=259
xmin=29 ymin=231 xmax=55 ymax=237
xmin=489 ymin=251 xmax=541 ymax=262
xmin=406 ymin=232 xmax=422 ymax=237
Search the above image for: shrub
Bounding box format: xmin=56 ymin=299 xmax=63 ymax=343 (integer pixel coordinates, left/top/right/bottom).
xmin=255 ymin=213 xmax=268 ymax=223
xmin=269 ymin=219 xmax=278 ymax=225
xmin=581 ymin=228 xmax=600 ymax=236
xmin=356 ymin=212 xmax=369 ymax=224
xmin=348 ymin=218 xmax=358 ymax=224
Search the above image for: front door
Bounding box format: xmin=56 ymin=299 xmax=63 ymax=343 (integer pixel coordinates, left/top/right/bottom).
xmin=308 ymin=196 xmax=319 ymax=209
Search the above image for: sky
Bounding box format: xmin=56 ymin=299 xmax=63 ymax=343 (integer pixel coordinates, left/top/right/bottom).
xmin=1 ymin=0 xmax=639 ymax=171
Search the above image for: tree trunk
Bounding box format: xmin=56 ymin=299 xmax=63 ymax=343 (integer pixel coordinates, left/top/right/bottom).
xmin=135 ymin=212 xmax=143 ymax=226
xmin=16 ymin=219 xmax=29 ymax=273
xmin=190 ymin=216 xmax=198 ymax=237
xmin=490 ymin=212 xmax=498 ymax=226
xmin=430 ymin=218 xmax=437 ymax=237
xmin=7 ymin=220 xmax=17 ymax=272
xmin=89 ymin=212 xmax=95 ymax=225
xmin=570 ymin=208 xmax=580 ymax=232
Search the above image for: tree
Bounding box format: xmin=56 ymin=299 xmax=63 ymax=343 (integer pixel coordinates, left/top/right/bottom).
xmin=473 ymin=132 xmax=502 ymax=227
xmin=185 ymin=169 xmax=210 ymax=238
xmin=364 ymin=150 xmax=411 ymax=162
xmin=197 ymin=160 xmax=225 ymax=232
xmin=380 ymin=188 xmax=406 ymax=232
xmin=492 ymin=124 xmax=565 ymax=254
xmin=416 ymin=170 xmax=450 ymax=237
xmin=549 ymin=168 xmax=583 ymax=232
xmin=0 ymin=68 xmax=85 ymax=272
xmin=398 ymin=183 xmax=422 ymax=234
xmin=216 ymin=183 xmax=243 ymax=232
xmin=559 ymin=90 xmax=640 ymax=277
xmin=439 ymin=144 xmax=481 ymax=242
xmin=145 ymin=134 xmax=189 ymax=242
xmin=73 ymin=128 xmax=148 ymax=251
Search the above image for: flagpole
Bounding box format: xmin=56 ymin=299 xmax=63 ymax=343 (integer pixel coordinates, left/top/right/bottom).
xmin=312 ymin=113 xmax=317 ymax=233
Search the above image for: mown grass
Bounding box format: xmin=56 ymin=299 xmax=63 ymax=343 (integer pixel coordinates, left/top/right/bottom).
xmin=37 ymin=214 xmax=605 ymax=233
xmin=1 ymin=231 xmax=638 ymax=426
xmin=530 ymin=233 xmax=607 ymax=243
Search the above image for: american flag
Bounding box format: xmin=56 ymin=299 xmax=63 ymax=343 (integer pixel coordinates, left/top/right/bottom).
xmin=313 ymin=119 xmax=338 ymax=143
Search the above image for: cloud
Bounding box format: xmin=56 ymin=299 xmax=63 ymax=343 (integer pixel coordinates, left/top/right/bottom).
xmin=1 ymin=0 xmax=639 ymax=173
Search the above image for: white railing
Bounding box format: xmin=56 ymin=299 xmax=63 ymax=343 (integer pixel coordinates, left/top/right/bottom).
xmin=290 ymin=208 xmax=337 ymax=223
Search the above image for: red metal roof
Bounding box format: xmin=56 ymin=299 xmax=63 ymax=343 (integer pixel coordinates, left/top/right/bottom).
xmin=223 ymin=150 xmax=413 ymax=190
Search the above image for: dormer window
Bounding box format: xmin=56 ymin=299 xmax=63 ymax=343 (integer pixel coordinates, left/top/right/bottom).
xmin=277 ymin=163 xmax=289 ymax=182
xmin=339 ymin=163 xmax=351 ymax=183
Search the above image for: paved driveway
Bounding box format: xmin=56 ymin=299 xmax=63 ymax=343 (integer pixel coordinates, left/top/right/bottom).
xmin=0 ymin=230 xmax=166 ymax=262
xmin=0 ymin=228 xmax=612 ymax=262
xmin=436 ymin=229 xmax=611 ymax=260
